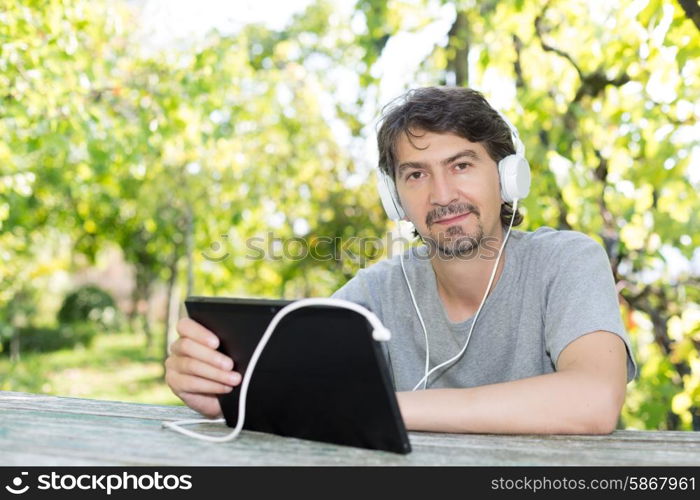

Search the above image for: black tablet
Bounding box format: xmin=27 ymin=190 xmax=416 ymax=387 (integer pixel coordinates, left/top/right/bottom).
xmin=184 ymin=296 xmax=411 ymax=454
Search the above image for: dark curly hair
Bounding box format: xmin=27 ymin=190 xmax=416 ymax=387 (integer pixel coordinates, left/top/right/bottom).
xmin=376 ymin=86 xmax=523 ymax=228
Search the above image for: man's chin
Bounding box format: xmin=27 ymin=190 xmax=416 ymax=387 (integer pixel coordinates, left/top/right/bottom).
xmin=440 ymin=242 xmax=480 ymax=258
xmin=424 ymin=234 xmax=482 ymax=258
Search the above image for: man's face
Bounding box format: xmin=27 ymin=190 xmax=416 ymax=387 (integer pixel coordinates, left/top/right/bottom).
xmin=394 ymin=129 xmax=503 ymax=256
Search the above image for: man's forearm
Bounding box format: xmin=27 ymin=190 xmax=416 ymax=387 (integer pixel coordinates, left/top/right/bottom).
xmin=396 ymin=369 xmax=624 ymax=435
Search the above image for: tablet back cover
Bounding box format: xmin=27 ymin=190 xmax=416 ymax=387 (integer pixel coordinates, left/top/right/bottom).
xmin=185 ymin=296 xmax=411 ymax=454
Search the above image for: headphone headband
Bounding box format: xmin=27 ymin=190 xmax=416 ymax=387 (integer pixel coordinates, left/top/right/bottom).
xmin=495 ymin=110 xmax=526 ymax=157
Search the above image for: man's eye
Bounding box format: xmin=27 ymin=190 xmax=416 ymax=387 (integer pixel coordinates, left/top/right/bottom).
xmin=407 ymin=171 xmax=423 ymax=180
xmin=455 ymin=162 xmax=471 ymax=170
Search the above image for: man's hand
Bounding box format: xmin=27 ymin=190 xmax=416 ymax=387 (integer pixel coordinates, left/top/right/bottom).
xmin=165 ymin=317 xmax=241 ymax=418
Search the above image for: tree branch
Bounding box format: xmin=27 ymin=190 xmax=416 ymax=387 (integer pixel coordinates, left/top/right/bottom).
xmin=534 ymin=5 xmax=585 ymax=81
xmin=678 ymin=0 xmax=700 ymax=32
xmin=512 ymin=34 xmax=526 ymax=89
xmin=447 ymin=11 xmax=470 ymax=87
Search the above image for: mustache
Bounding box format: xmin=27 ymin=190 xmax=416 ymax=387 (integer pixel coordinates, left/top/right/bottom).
xmin=426 ymin=203 xmax=480 ymax=227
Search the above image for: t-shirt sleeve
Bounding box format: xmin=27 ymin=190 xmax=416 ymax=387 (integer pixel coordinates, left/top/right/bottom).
xmin=330 ymin=272 xmax=365 ymax=301
xmin=330 ymin=269 xmax=380 ymax=315
xmin=543 ymin=233 xmax=637 ymax=382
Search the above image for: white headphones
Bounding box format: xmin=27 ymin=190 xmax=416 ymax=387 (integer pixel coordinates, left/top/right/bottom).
xmin=376 ymin=110 xmax=531 ymax=221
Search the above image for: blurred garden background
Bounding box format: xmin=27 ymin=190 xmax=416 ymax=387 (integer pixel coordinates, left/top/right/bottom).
xmin=1 ymin=0 xmax=698 ymax=430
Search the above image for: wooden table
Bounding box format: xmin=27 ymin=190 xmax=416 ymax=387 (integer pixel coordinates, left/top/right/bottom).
xmin=1 ymin=391 xmax=699 ymax=466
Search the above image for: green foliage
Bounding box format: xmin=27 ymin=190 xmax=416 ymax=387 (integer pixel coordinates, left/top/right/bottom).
xmin=0 ymin=330 xmax=177 ymax=405
xmin=1 ymin=0 xmax=387 ymax=334
xmin=2 ymin=322 xmax=97 ymax=354
xmin=58 ymin=285 xmax=119 ymax=329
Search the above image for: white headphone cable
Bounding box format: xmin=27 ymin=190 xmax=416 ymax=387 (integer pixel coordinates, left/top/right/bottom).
xmin=400 ymin=251 xmax=430 ymax=390
xmin=411 ymin=199 xmax=519 ymax=391
xmin=162 ymin=297 xmax=391 ymax=442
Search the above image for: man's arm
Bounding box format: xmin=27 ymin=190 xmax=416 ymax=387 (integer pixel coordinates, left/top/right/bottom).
xmin=396 ymin=330 xmax=628 ymax=434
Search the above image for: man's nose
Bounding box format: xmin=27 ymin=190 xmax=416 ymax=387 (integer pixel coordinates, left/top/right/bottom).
xmin=429 ymin=170 xmax=458 ymax=206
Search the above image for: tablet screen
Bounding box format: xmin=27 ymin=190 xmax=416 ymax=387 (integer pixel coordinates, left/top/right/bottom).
xmin=184 ymin=296 xmax=411 ymax=454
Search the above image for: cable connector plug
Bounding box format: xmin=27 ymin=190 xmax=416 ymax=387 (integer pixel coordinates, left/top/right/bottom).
xmin=372 ymin=326 xmax=391 ymax=342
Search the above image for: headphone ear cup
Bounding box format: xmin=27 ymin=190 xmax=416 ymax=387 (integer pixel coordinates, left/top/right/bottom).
xmin=376 ymin=170 xmax=405 ymax=221
xmin=498 ymin=155 xmax=531 ymax=203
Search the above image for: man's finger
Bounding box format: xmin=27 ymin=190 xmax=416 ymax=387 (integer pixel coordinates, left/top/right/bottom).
xmin=169 ymin=356 xmax=240 ymax=386
xmin=169 ymin=338 xmax=234 ymax=370
xmin=177 ymin=317 xmax=220 ymax=349
xmin=168 ymin=373 xmax=235 ymax=395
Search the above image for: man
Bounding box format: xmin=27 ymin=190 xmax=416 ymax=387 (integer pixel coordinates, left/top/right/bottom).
xmin=165 ymin=86 xmax=636 ymax=434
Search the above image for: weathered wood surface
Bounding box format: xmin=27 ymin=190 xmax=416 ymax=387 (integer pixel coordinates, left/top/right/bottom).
xmin=1 ymin=391 xmax=699 ymax=466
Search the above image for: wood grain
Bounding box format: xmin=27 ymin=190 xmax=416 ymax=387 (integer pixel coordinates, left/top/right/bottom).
xmin=1 ymin=391 xmax=698 ymax=466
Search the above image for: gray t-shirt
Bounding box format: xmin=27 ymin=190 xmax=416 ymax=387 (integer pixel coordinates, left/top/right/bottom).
xmin=331 ymin=227 xmax=637 ymax=392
